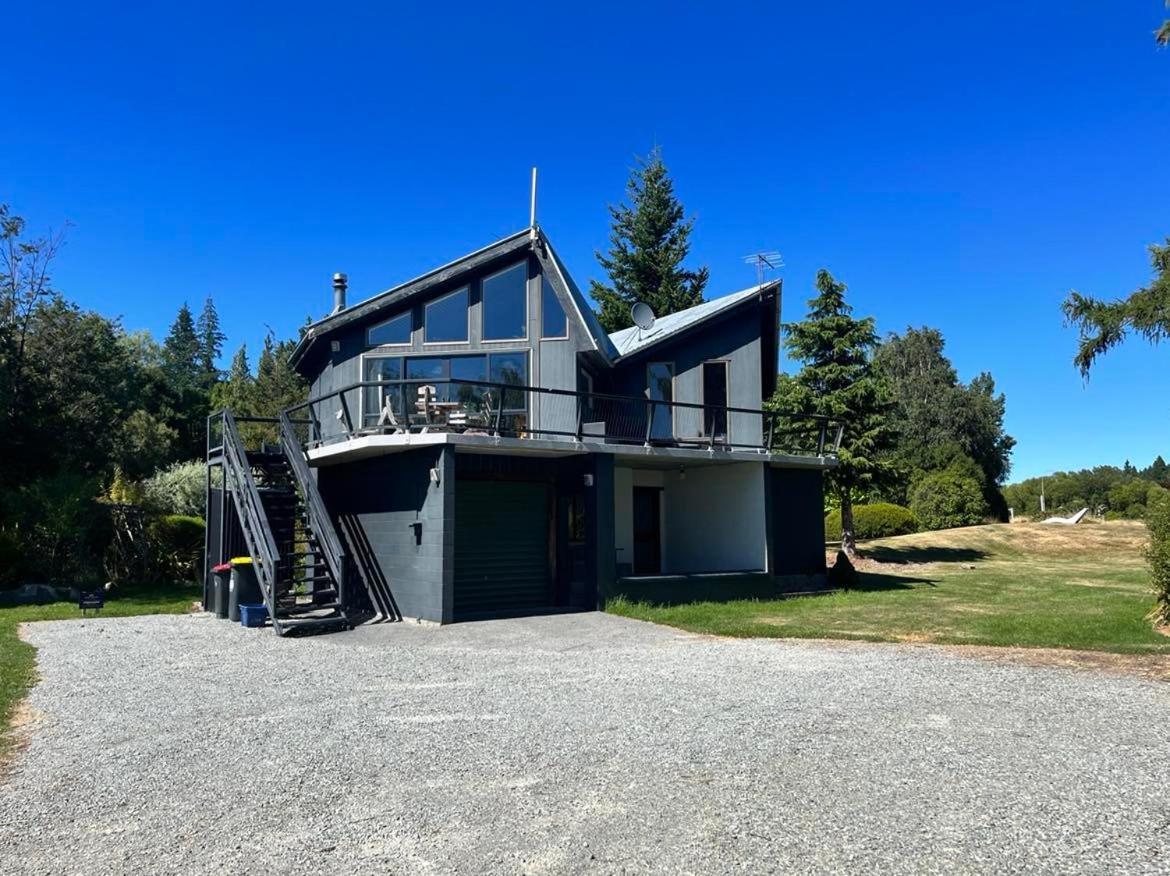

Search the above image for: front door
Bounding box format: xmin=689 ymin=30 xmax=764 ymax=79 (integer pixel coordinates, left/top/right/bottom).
xmin=632 ymin=486 xmax=662 ymax=575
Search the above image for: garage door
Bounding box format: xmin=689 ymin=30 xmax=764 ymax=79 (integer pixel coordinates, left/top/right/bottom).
xmin=454 ymin=479 xmax=550 ymax=619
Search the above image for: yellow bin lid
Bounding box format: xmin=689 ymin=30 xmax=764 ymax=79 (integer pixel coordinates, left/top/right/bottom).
xmin=229 ymin=557 xmax=254 ymax=565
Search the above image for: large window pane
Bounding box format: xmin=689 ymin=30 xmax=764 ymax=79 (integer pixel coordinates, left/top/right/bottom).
xmin=482 ymin=263 xmax=527 ymax=340
xmin=541 ymin=274 xmax=567 ymax=338
xmin=647 ymin=363 xmax=674 ymax=440
xmin=367 ymin=312 xmax=411 ymax=346
xmin=449 ymin=355 xmax=487 ymax=407
xmin=362 ymin=357 xmax=402 ymax=426
xmin=489 ymin=352 xmax=528 ymax=412
xmin=424 ymin=287 xmax=468 ymax=343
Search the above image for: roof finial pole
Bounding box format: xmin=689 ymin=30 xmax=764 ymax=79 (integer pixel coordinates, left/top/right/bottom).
xmin=529 ymin=167 xmax=538 ymax=240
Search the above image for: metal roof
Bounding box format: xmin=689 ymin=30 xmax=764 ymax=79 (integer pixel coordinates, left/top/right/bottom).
xmin=607 ymin=283 xmax=774 ymax=360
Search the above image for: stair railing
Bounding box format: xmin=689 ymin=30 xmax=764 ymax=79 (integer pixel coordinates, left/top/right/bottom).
xmin=279 ymin=411 xmax=347 ymax=610
xmin=218 ymin=410 xmax=283 ymax=632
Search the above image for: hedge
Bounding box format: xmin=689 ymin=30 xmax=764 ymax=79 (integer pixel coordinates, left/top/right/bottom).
xmin=825 ymin=503 xmax=919 ymax=542
xmin=147 ymin=515 xmax=205 ymax=584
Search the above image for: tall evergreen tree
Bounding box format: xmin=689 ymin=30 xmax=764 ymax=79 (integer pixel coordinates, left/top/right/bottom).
xmin=770 ymin=269 xmax=896 ymax=557
xmin=590 ymin=148 xmax=709 ymax=333
xmin=211 ymin=344 xmax=253 ymax=415
xmin=253 ymin=332 xmax=307 ymax=416
xmin=196 ymin=296 xmax=225 ymax=387
xmin=162 ymin=303 xmax=200 ymax=391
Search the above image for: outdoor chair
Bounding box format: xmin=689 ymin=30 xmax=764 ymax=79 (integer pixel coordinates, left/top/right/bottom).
xmin=412 ymin=385 xmax=437 ymax=433
xmin=375 ymin=396 xmax=406 ymax=435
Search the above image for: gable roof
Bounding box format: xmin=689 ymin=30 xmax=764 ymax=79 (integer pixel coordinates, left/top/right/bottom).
xmin=607 ymin=282 xmax=775 ymax=361
xmin=289 ymin=228 xmax=533 ymax=369
xmin=289 ymin=226 xmax=618 ymax=369
xmin=535 ymin=230 xmax=620 ymax=361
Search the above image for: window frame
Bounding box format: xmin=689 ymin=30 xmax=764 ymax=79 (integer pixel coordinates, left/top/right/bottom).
xmin=700 ymin=359 xmax=731 ymax=441
xmin=480 ymin=261 xmax=529 ymax=344
xmin=359 ymin=352 xmax=405 ymax=428
xmin=539 ymin=272 xmax=568 ymax=340
xmin=365 ymin=311 xmax=413 ymax=348
xmin=358 ymin=350 xmax=530 ymax=429
xmin=423 ymin=285 xmax=471 ymax=345
xmin=646 ymin=361 xmax=676 ymax=440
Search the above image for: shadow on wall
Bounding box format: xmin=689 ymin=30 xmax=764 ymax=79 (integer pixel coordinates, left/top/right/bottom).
xmin=338 ymin=513 xmax=401 ymax=622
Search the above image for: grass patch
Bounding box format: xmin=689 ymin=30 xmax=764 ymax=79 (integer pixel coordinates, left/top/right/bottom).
xmin=608 ymin=521 xmax=1170 ymax=655
xmin=0 ymin=583 xmax=199 ymax=764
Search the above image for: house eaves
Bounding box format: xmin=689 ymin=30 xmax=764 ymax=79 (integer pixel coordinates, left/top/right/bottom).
xmin=606 ymin=282 xmax=777 ymax=363
xmin=534 ymin=229 xmax=620 ymax=362
xmin=289 ymin=228 xmax=534 ymax=370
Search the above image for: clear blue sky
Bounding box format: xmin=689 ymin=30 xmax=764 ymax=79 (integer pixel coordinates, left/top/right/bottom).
xmin=2 ymin=2 xmax=1167 ymax=482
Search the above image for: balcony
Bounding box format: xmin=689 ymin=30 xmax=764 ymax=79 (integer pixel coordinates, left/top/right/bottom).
xmin=285 ymin=379 xmax=843 ymax=465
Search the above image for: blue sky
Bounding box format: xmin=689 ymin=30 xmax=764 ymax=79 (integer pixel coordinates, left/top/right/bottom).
xmin=1 ymin=2 xmax=1167 ymax=481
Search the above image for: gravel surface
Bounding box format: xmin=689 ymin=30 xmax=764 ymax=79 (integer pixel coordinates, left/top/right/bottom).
xmin=1 ymin=611 xmax=1168 ymax=874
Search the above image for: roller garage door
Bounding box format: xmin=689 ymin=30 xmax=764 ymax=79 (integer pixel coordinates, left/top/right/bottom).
xmin=454 ymin=479 xmax=551 ymax=619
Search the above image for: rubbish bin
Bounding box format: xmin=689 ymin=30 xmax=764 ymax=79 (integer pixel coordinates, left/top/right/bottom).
xmin=212 ymin=562 xmax=232 ymax=619
xmin=228 ymin=557 xmax=262 ymax=622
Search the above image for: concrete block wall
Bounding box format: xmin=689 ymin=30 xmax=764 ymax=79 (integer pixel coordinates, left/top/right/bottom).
xmin=316 ymin=446 xmax=453 ymax=623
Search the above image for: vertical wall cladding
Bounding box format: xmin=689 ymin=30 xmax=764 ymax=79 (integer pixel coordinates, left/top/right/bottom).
xmin=316 ymin=446 xmax=452 ymax=623
xmin=604 ymin=305 xmax=765 ymax=446
xmin=302 ymin=250 xmax=598 ymax=443
xmin=769 ymin=466 xmax=827 ymax=575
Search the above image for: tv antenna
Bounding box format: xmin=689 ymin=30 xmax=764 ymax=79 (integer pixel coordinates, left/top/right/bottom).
xmin=743 ymin=251 xmax=784 ymax=287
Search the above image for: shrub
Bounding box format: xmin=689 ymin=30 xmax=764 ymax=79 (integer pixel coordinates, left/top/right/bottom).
xmin=143 ymin=460 xmax=205 ymax=517
xmin=148 ymin=515 xmax=205 ymax=584
xmin=910 ymin=469 xmax=987 ymax=531
xmin=1145 ymin=487 xmax=1170 ymax=627
xmin=7 ymin=474 xmax=112 ymax=585
xmin=825 ymin=503 xmax=919 ymax=541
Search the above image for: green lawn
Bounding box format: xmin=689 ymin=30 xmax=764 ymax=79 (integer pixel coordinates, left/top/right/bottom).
xmin=608 ymin=521 xmax=1170 ymax=655
xmin=0 ymin=584 xmax=199 ymax=762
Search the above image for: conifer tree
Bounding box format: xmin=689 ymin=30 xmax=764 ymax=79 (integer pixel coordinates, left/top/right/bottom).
xmin=212 ymin=344 xmax=253 ymax=414
xmin=770 ymin=269 xmax=896 ymax=557
xmin=590 ymin=148 xmax=709 ymax=333
xmin=162 ymin=303 xmax=201 ymax=392
xmin=196 ymin=296 xmax=225 ymax=388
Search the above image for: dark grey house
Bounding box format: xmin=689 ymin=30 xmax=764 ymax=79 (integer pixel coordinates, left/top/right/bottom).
xmin=205 ymin=227 xmax=839 ymax=634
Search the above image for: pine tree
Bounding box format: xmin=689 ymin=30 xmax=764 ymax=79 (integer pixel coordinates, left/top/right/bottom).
xmin=253 ymin=332 xmax=307 ymax=417
xmin=162 ymin=303 xmax=200 ymax=392
xmin=590 ymin=148 xmax=709 ymax=333
xmin=212 ymin=344 xmax=253 ymax=414
xmin=196 ymin=296 xmax=225 ymax=388
xmin=769 ymin=269 xmax=896 ymax=557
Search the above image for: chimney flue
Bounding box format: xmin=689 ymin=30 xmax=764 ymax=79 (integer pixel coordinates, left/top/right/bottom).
xmin=332 ymin=272 xmax=347 ymax=314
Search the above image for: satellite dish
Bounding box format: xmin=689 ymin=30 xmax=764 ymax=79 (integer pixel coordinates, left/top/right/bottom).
xmin=631 ymin=301 xmax=656 ymax=332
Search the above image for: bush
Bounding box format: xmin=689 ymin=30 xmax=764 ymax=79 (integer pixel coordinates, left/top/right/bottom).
xmin=1145 ymin=487 xmax=1170 ymax=627
xmin=825 ymin=503 xmax=919 ymax=541
xmin=5 ymin=474 xmax=112 ymax=585
xmin=148 ymin=515 xmax=205 ymax=584
xmin=910 ymin=469 xmax=987 ymax=531
xmin=143 ymin=460 xmax=205 ymax=517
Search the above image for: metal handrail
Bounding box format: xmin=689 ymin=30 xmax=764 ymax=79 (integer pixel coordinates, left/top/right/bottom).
xmin=285 ymin=378 xmax=844 ymax=456
xmin=218 ymin=411 xmax=282 ymax=630
xmin=278 ymin=411 xmax=347 ymax=608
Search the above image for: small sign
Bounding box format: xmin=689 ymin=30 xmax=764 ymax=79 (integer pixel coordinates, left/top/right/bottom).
xmin=79 ymin=589 xmax=105 ymax=616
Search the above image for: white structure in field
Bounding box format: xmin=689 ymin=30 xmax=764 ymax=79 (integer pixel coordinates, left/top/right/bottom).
xmin=1041 ymin=508 xmax=1089 ymax=526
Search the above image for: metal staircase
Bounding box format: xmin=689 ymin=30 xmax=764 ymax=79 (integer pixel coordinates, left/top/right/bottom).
xmin=213 ymin=411 xmax=350 ymax=636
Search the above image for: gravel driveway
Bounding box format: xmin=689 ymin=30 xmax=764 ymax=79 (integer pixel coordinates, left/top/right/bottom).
xmin=1 ymin=612 xmax=1168 ymax=874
